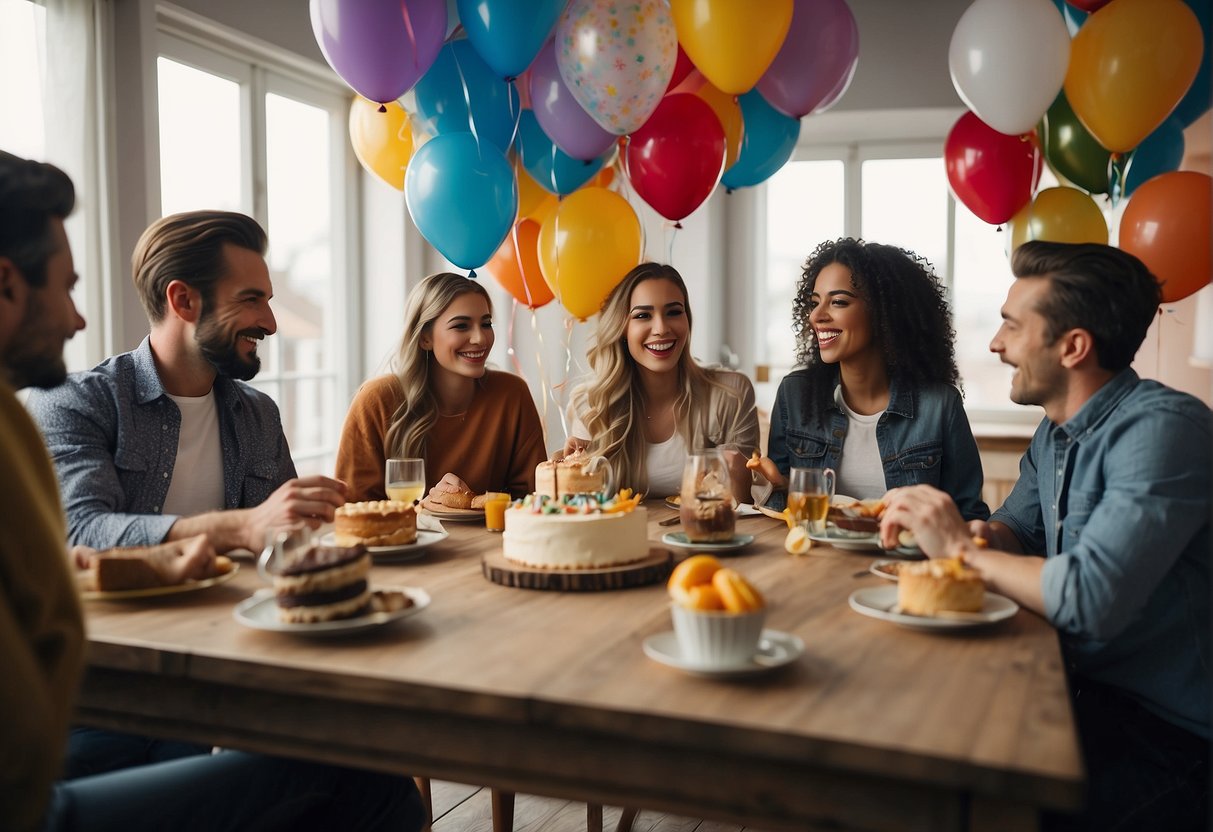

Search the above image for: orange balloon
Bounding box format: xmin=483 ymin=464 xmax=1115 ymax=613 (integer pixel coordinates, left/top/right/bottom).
xmin=349 ymin=97 xmax=414 ymax=190
xmin=1119 ymin=171 xmax=1212 ymax=304
xmin=1009 ymin=187 xmax=1109 ymax=253
xmin=485 ymin=220 xmax=554 ymax=309
xmin=1064 ymin=0 xmax=1203 ymax=152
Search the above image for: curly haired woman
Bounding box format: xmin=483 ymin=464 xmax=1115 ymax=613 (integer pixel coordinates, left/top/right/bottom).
xmin=565 ymin=263 xmax=760 ymax=504
xmin=758 ymin=238 xmax=989 ymax=520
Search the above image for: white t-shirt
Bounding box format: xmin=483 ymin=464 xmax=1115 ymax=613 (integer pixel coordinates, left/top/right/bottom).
xmin=162 ymin=390 xmax=225 ymax=516
xmin=834 ymin=388 xmax=886 ymax=501
xmin=646 ymin=430 xmax=689 ymax=497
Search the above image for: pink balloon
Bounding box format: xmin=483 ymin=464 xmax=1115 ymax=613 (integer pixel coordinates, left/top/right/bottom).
xmin=528 ymin=40 xmax=617 ymax=161
xmin=756 ymin=0 xmax=859 ymax=118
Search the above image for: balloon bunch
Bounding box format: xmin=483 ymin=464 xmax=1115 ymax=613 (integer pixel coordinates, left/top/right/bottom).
xmin=946 ymin=0 xmax=1210 ymax=303
xmin=314 ymin=0 xmax=861 ymax=319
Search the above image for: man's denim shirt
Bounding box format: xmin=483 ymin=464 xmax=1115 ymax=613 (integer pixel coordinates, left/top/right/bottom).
xmin=767 ymin=369 xmax=990 ymax=521
xmin=993 ymin=369 xmax=1211 ymax=739
xmin=26 ymin=337 xmax=297 ymax=549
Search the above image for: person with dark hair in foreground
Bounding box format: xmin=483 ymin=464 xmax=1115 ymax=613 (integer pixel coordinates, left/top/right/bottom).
xmin=757 ymin=237 xmax=989 ymax=520
xmin=881 ymin=241 xmax=1210 ymax=831
xmin=0 ymin=149 xmax=422 ymax=832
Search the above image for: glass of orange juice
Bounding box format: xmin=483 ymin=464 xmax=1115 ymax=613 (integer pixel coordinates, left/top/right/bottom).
xmin=385 ymin=458 xmax=425 ymax=504
xmin=788 ymin=467 xmax=835 ymax=534
xmin=484 ymin=494 xmax=511 ymax=532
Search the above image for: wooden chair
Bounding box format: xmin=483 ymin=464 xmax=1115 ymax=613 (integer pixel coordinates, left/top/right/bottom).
xmin=415 ymin=778 xmax=638 ymax=832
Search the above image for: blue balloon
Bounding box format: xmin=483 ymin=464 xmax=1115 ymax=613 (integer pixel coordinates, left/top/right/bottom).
xmin=456 ymin=0 xmax=567 ymax=79
xmin=1048 ymin=0 xmax=1086 ymax=37
xmin=405 ymin=133 xmax=518 ymax=269
xmin=1124 ymin=117 xmax=1186 ymax=197
xmin=721 ymin=91 xmax=801 ymax=191
xmin=411 ymin=40 xmax=521 ymax=154
xmin=1173 ymin=0 xmax=1211 ymax=127
xmin=516 ymin=110 xmax=605 ymax=196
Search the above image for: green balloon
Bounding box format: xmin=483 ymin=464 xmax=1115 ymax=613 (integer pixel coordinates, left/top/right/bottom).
xmin=1039 ymin=91 xmax=1111 ymax=195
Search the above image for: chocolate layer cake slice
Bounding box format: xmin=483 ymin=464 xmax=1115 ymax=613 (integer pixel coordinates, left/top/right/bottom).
xmin=271 ymin=543 xmax=372 ymax=623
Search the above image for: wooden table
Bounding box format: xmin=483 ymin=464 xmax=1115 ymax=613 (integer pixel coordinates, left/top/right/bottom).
xmin=77 ymin=505 xmax=1083 ymax=832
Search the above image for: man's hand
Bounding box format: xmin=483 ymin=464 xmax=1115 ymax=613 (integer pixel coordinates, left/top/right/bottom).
xmin=162 ymin=534 xmax=219 ymax=583
xmin=243 ymin=476 xmax=347 ymax=549
xmin=880 ymin=485 xmax=972 ymax=558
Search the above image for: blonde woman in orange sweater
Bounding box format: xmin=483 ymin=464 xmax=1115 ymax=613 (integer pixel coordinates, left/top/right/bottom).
xmin=336 ymin=273 xmax=545 ymax=504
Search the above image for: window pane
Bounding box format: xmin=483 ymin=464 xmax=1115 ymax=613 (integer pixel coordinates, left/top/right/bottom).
xmin=764 ymin=160 xmax=845 ymax=364
xmin=0 ymin=0 xmax=45 ymax=157
xmin=264 ymin=92 xmax=337 ymax=469
xmin=861 ymin=158 xmax=948 ymax=272
xmin=157 ymin=57 xmax=243 ymax=215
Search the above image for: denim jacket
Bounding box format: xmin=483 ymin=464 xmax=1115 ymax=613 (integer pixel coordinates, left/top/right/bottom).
xmin=993 ymin=369 xmax=1211 ymax=739
xmin=26 ymin=337 xmax=296 ymax=549
xmin=766 ymin=369 xmax=989 ymax=520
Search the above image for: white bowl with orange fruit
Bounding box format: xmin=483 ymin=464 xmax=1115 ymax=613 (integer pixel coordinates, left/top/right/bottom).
xmin=666 ymin=555 xmax=767 ymax=667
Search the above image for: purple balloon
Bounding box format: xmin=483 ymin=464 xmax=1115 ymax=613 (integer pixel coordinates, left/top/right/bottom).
xmin=310 ymin=0 xmax=447 ymax=103
xmin=527 ymin=40 xmax=616 ymax=161
xmin=756 ymin=0 xmax=859 ymax=118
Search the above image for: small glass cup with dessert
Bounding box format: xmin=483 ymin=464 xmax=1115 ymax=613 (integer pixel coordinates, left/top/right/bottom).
xmin=679 ymin=450 xmax=736 ymax=543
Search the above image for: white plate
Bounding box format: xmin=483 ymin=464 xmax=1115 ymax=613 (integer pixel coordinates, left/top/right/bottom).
xmin=233 ymin=586 xmax=431 ymax=636
xmin=419 ymin=506 xmax=486 ymax=523
xmin=643 ymin=629 xmax=804 ymax=678
xmin=661 ymin=532 xmax=755 ymax=552
xmin=808 ymin=528 xmax=883 ymax=551
xmin=869 ymin=560 xmax=903 ymax=582
xmin=319 ymin=528 xmax=449 ymax=563
xmin=848 ymin=585 xmax=1018 ymax=631
xmin=78 ymin=564 xmax=240 ymax=601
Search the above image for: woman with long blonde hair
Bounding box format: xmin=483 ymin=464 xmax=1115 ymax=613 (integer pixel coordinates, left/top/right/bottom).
xmin=566 ymin=263 xmax=759 ymax=503
xmin=336 ymin=272 xmax=545 ymax=503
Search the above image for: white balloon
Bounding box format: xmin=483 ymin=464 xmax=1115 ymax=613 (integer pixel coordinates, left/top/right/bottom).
xmin=948 ymin=0 xmax=1071 ymax=136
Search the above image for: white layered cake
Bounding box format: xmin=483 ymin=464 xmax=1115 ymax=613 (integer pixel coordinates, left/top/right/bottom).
xmin=503 ymin=493 xmax=648 ymax=569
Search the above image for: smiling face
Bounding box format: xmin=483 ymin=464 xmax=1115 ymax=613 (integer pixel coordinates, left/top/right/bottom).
xmin=807 ymin=262 xmax=876 ymax=366
xmin=194 ymin=243 xmax=276 ymax=381
xmin=5 ymin=218 xmax=86 ymax=388
xmin=421 ymin=291 xmax=494 ymax=380
xmin=990 ymin=276 xmax=1067 ymax=413
xmin=625 ymin=278 xmax=689 ymax=375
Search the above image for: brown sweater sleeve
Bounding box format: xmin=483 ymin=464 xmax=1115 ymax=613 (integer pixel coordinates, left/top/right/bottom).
xmin=334 ymin=375 xmax=401 ymax=502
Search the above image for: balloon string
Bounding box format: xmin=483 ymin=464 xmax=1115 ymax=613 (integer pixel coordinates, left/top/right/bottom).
xmin=612 ymin=140 xmax=646 ymax=257
xmin=400 ymin=0 xmax=419 ymax=70
xmin=507 ymin=297 xmax=525 ymax=378
xmin=507 ymin=79 xmax=524 ymax=157
xmin=529 ymin=306 xmax=559 ymax=448
xmin=450 ymin=44 xmax=483 ymax=157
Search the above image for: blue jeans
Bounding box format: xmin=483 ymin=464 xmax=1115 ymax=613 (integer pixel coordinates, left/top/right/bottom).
xmin=65 ymin=728 xmax=209 ymax=779
xmin=1043 ymin=678 xmax=1210 ymax=832
xmin=43 ymin=750 xmax=423 ymax=832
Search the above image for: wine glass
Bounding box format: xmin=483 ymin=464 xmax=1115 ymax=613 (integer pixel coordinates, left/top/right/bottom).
xmin=385 ymin=458 xmax=425 ymax=504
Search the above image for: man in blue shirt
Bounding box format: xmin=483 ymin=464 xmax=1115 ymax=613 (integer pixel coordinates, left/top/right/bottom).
xmin=882 ymin=241 xmax=1210 ymax=831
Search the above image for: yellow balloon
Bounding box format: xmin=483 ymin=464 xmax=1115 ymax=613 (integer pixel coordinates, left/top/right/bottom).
xmin=348 ymin=97 xmax=414 ymax=191
xmin=517 ymin=165 xmax=558 ymax=226
xmin=1064 ymin=0 xmax=1203 ymax=153
xmin=1008 ymin=187 xmax=1109 ymax=254
xmin=671 ymin=0 xmax=793 ymax=95
xmin=538 ymin=188 xmax=642 ymax=321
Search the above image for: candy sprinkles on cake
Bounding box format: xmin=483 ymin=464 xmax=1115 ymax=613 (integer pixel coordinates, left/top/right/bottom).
xmin=513 ymin=489 xmax=644 ymax=515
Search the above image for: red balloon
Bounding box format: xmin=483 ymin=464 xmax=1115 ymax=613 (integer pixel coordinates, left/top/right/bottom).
xmin=1119 ymin=171 xmax=1212 ymax=304
xmin=625 ymin=93 xmax=726 ymax=222
xmin=945 ymin=112 xmax=1042 ymax=225
xmin=1067 ymin=0 xmax=1111 ymax=11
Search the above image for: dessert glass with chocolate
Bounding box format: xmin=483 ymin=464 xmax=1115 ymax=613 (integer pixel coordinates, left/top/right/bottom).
xmin=679 ymin=450 xmax=737 ymax=543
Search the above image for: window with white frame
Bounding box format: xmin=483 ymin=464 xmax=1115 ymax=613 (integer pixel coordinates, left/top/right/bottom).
xmin=760 ymin=128 xmax=1054 ymax=422
xmin=156 ymin=25 xmax=355 ymax=475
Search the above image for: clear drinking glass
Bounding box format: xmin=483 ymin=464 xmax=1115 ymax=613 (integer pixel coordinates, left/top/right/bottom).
xmin=787 ymin=467 xmax=835 ymax=534
xmin=679 ymin=450 xmax=736 ymax=543
xmin=385 ymin=458 xmax=425 ymax=504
